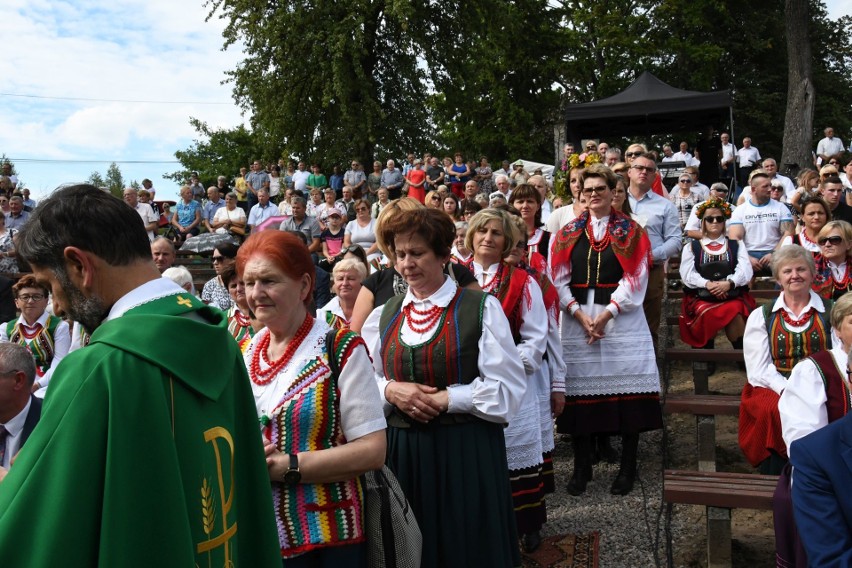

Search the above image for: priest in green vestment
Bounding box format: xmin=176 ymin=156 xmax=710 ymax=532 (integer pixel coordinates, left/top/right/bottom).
xmin=0 ymin=184 xmax=281 ymax=567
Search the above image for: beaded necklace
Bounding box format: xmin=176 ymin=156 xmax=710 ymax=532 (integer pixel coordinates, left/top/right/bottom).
xmin=481 ymin=262 xmax=505 ymax=293
xmin=586 ymin=222 xmax=610 ymax=252
xmin=402 ymin=302 xmax=443 ymax=333
xmin=250 ymin=313 xmax=313 ymax=385
xmin=780 ymin=307 xmax=814 ymax=328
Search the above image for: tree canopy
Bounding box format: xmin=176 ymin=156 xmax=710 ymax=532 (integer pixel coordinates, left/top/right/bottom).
xmin=188 ymin=0 xmax=851 ymax=171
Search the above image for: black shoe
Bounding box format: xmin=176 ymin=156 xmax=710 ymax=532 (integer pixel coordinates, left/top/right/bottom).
xmin=522 ymin=531 xmax=542 ymax=553
xmin=566 ymin=467 xmax=591 ymax=496
xmin=610 ymin=471 xmax=635 ymax=495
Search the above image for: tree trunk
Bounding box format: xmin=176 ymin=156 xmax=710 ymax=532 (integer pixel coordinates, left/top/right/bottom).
xmin=781 ymin=0 xmax=814 ymax=172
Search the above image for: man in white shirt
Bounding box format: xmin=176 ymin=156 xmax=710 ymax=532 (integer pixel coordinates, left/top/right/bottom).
xmin=719 ymin=132 xmax=737 ymax=184
xmin=291 ymin=161 xmax=311 ymax=194
xmin=816 ymin=127 xmax=845 ymax=164
xmin=736 ymin=137 xmax=762 ymax=188
xmin=729 ymin=172 xmax=793 ymax=274
xmin=660 ymin=145 xmax=676 ymax=162
xmin=761 ymin=158 xmax=796 ymax=200
xmin=123 ymin=188 xmax=158 ymax=241
xmin=0 ymin=343 xmax=41 ymax=481
xmin=672 ymin=141 xmax=695 ymax=166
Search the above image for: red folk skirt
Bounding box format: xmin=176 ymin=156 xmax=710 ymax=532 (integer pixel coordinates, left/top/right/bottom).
xmin=738 ymin=384 xmax=787 ymax=467
xmin=679 ymin=291 xmax=756 ymax=347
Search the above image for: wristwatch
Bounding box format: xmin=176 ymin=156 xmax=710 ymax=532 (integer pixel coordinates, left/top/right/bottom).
xmin=282 ymin=453 xmax=301 ymax=485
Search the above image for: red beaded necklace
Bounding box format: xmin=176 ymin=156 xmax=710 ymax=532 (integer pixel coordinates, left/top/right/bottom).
xmin=402 ymin=302 xmax=444 ymax=333
xmin=250 ymin=313 xmax=313 ymax=385
xmin=834 ymin=262 xmax=852 ymax=290
xmin=586 ymin=222 xmax=610 ymax=252
xmin=780 ymin=307 xmax=814 ymax=328
xmin=232 ymin=309 xmax=251 ymax=328
xmin=481 ymin=262 xmax=505 ymax=293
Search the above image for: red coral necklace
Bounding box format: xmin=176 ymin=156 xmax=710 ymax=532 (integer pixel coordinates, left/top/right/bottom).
xmin=586 ymin=223 xmax=610 ymax=252
xmin=250 ymin=313 xmax=313 ymax=385
xmin=402 ymin=303 xmax=443 ymax=333
xmin=780 ymin=307 xmax=814 ymax=328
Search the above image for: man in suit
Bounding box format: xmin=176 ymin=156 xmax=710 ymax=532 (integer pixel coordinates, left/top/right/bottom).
xmin=791 ymin=411 xmax=852 ymax=566
xmin=0 ymin=343 xmax=41 ymax=481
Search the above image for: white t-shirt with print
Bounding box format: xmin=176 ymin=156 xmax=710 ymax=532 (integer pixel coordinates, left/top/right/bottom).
xmin=729 ymin=199 xmax=791 ymax=252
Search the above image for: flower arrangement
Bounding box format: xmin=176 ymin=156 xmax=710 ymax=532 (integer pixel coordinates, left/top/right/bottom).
xmin=554 ymin=152 xmax=603 ymax=200
xmin=695 ymin=198 xmax=733 ymax=219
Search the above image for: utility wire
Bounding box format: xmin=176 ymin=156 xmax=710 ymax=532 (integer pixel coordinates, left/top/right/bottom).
xmin=7 ymin=158 xmax=180 ymax=164
xmin=0 ymin=92 xmax=232 ymax=105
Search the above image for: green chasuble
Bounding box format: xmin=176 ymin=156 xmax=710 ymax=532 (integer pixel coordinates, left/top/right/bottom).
xmin=0 ymin=291 xmax=281 ymax=567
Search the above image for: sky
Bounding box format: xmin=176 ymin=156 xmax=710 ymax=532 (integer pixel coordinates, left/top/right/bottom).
xmin=2 ymin=0 xmax=850 ymax=202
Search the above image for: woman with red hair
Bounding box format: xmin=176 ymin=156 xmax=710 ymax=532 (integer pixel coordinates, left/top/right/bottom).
xmin=237 ymin=230 xmax=386 ymax=566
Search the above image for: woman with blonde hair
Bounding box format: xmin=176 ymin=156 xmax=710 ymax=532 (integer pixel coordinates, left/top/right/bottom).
xmin=424 ymin=190 xmax=442 ymax=209
xmin=812 ymin=220 xmax=852 ymax=299
xmin=317 ymin=258 xmax=367 ymax=329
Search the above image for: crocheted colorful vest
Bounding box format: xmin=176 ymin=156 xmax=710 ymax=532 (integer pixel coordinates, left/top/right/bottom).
xmin=379 ymin=288 xmax=485 ymax=388
xmin=322 ymin=310 xmax=349 ymax=330
xmin=763 ymin=301 xmax=833 ymax=377
xmin=264 ymin=329 xmax=366 ymax=558
xmin=807 ymin=350 xmax=852 ymax=422
xmin=569 ymin=233 xmax=624 ymax=305
xmin=7 ymin=316 xmax=61 ymax=377
xmin=226 ymin=307 xmax=254 ymax=353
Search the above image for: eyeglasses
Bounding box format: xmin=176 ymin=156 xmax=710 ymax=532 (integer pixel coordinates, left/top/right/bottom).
xmin=625 ymin=151 xmax=643 ymax=158
xmin=829 ymin=161 xmax=840 ymax=165
xmin=430 ymin=196 xmax=441 ymax=201
xmin=770 ymin=186 xmax=784 ymax=191
xmin=678 ymin=179 xmax=693 ymax=184
xmin=713 ymin=188 xmax=729 ymax=194
xmin=356 ymin=207 xmax=368 ymax=212
xmin=211 ymin=256 xmax=229 ymax=265
xmin=17 ymin=294 xmax=45 ymax=302
xmin=704 ymin=216 xmax=726 ymax=224
xmin=818 ymin=236 xmax=844 ymax=246
xmin=630 ymin=165 xmax=656 ymax=173
xmin=581 ymin=185 xmax=609 ymax=195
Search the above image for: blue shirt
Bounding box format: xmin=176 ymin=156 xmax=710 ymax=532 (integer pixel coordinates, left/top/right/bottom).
xmin=330 ymin=174 xmax=344 ymax=192
xmin=175 ymin=200 xmax=200 ymax=227
xmin=627 ymin=190 xmax=682 ymax=263
xmin=247 ymin=202 xmax=277 ymax=228
xmin=202 ymin=199 xmax=226 ymax=225
xmin=380 ymin=168 xmax=404 ymax=190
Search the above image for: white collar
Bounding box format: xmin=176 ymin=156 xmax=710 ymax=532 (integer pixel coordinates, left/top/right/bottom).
xmin=472 ymin=261 xmax=501 ymax=275
xmin=106 ymin=278 xmax=186 ymax=322
xmin=18 ymin=311 xmax=49 ymax=328
xmin=699 ymin=235 xmax=727 ymax=245
xmin=772 ymin=289 xmax=826 ymax=315
xmin=401 ymin=276 xmax=456 ymax=309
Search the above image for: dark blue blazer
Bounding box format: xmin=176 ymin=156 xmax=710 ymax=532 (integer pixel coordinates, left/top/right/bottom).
xmin=20 ymin=395 xmax=42 ymax=448
xmin=791 ymin=412 xmax=852 ymax=567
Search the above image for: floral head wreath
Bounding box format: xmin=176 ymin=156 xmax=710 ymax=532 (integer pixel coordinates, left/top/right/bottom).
xmin=568 ymin=152 xmax=602 ymax=169
xmin=696 ymin=198 xmax=732 ymax=220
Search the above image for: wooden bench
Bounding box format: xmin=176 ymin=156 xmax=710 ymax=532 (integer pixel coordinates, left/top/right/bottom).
xmin=664 ymin=470 xmax=777 ymax=568
xmin=664 ymin=348 xmax=744 ymax=394
xmin=663 ymin=394 xmax=740 ymax=471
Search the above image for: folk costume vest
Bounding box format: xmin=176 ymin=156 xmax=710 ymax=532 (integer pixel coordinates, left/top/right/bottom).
xmin=688 ymin=239 xmax=746 ymax=300
xmin=568 ymin=235 xmax=624 ymax=305
xmin=807 ymin=350 xmax=852 ymax=422
xmin=762 ymin=301 xmax=833 ymax=377
xmin=226 ymin=306 xmax=254 ymax=353
xmin=813 ymin=255 xmax=852 ymax=300
xmin=7 ymin=316 xmax=60 ymax=377
xmin=261 ymin=329 xmax=366 ymax=558
xmin=379 ymin=288 xmax=486 ymax=389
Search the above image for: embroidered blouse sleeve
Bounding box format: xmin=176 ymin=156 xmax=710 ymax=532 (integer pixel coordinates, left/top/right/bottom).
xmin=778 ymin=358 xmax=828 ymax=455
xmin=39 ymin=319 xmax=71 ymax=388
xmin=679 ymin=241 xmax=708 ymax=288
xmin=548 ymin=239 xmax=579 ymax=314
xmin=446 ymin=295 xmax=525 ymax=424
xmin=361 ymin=305 xmax=393 ymax=415
xmin=607 ymin=243 xmax=649 ymax=317
xmin=337 ymin=342 xmax=388 ymax=441
xmin=515 ymin=276 xmax=547 ymax=374
xmin=743 ymin=307 xmax=788 ymax=393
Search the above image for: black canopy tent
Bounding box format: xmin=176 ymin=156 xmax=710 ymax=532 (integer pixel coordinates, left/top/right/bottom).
xmin=564 ymin=72 xmax=733 ymax=142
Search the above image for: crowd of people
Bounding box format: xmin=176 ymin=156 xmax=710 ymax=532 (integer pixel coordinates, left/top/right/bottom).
xmin=1 ymin=128 xmax=852 ymax=566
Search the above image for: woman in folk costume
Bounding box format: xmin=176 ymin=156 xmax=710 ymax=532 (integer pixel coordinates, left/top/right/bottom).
xmin=769 ymin=294 xmax=852 ymax=567
xmin=316 ymin=258 xmax=366 ymax=330
xmin=361 ymin=207 xmax=525 ymax=568
xmin=739 ymin=245 xmax=834 ymax=475
xmin=812 ymin=220 xmax=852 ymax=301
xmin=0 ymin=274 xmax=70 ymax=393
xmin=550 ymin=163 xmax=662 ymax=497
xmin=221 ymin=265 xmax=261 ymax=353
xmin=678 ymin=198 xmax=755 ymax=350
xmin=505 ymin=212 xmax=566 ymax=533
xmin=466 ymin=208 xmax=549 ymax=552
xmin=238 ymin=231 xmax=386 ymax=566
